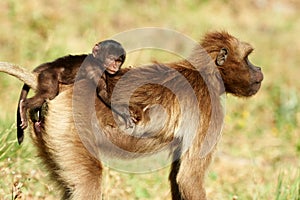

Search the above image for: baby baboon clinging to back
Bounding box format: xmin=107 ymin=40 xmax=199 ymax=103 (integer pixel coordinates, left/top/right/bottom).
xmin=16 ymin=40 xmax=135 ymax=144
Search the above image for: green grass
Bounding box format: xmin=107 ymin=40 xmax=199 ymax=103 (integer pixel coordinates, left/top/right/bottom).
xmin=275 ymin=171 xmax=300 ymax=200
xmin=0 ymin=0 xmax=300 ymax=199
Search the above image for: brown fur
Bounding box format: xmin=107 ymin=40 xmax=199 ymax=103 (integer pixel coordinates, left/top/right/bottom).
xmin=2 ymin=31 xmax=263 ymax=199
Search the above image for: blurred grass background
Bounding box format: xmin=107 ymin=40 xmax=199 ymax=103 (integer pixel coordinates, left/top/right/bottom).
xmin=0 ymin=0 xmax=299 ymax=199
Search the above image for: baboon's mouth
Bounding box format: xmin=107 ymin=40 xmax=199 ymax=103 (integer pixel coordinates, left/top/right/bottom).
xmin=249 ymin=82 xmax=262 ymax=96
xmin=107 ymin=69 xmax=117 ymax=74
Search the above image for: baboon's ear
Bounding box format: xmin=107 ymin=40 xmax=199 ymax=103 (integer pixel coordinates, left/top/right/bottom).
xmin=216 ymin=48 xmax=228 ymax=66
xmin=92 ymin=43 xmax=101 ymax=58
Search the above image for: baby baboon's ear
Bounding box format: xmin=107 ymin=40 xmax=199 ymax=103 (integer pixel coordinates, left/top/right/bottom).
xmin=92 ymin=43 xmax=101 ymax=58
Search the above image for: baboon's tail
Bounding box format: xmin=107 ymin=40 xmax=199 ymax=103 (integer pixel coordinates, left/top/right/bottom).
xmin=0 ymin=62 xmax=37 ymax=89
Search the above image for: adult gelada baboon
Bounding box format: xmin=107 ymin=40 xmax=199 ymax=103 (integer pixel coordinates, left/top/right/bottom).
xmin=0 ymin=31 xmax=263 ymax=200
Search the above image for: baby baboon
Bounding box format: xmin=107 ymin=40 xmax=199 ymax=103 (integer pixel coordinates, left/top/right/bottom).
xmin=16 ymin=40 xmax=131 ymax=144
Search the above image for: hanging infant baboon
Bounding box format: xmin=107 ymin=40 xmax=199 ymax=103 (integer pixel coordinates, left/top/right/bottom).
xmin=16 ymin=40 xmax=136 ymax=144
